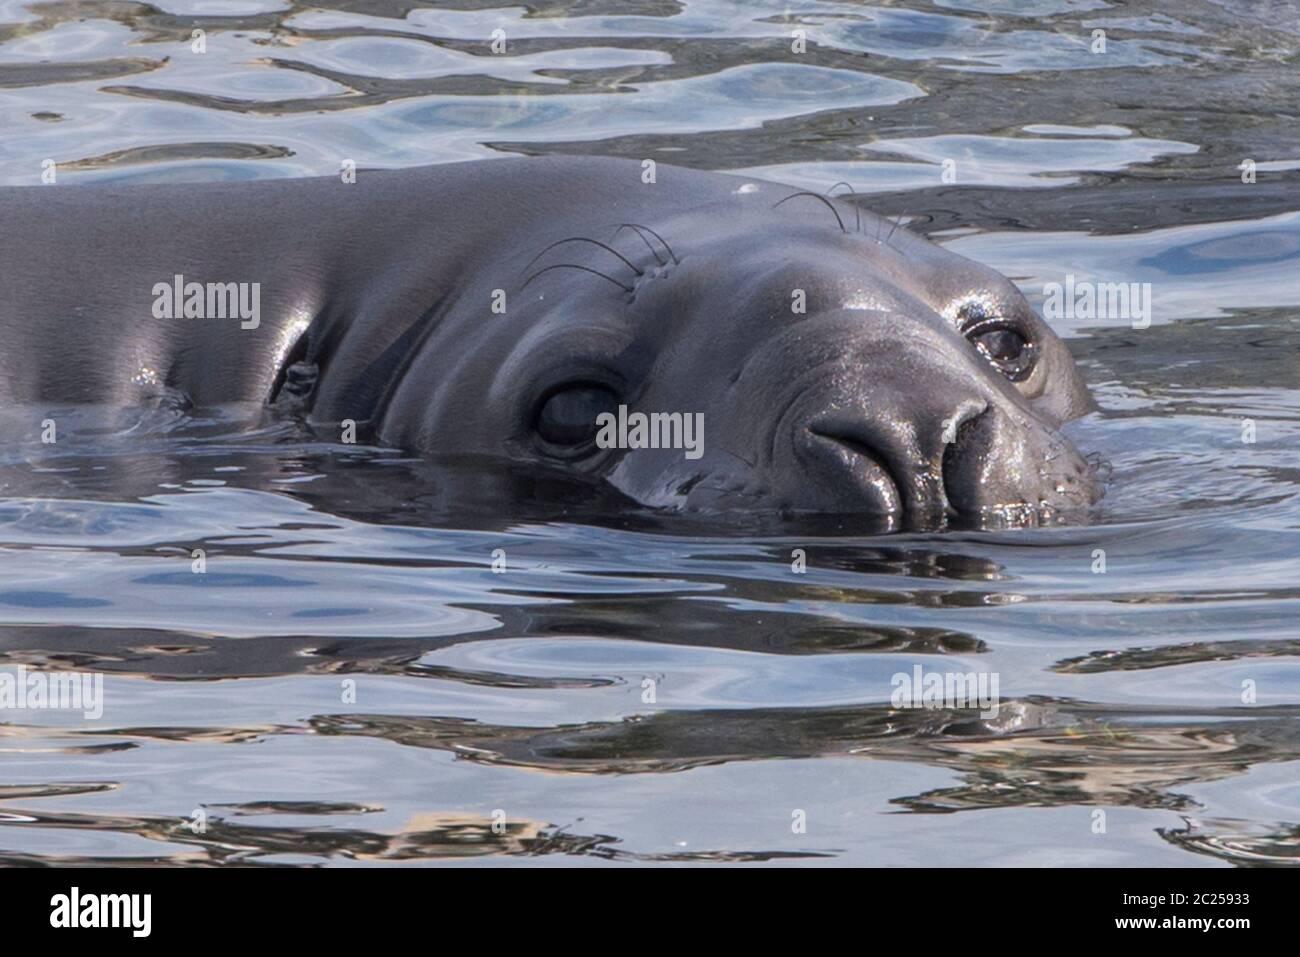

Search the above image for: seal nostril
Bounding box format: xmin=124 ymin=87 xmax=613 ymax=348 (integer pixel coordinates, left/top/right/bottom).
xmin=817 ymin=431 xmax=881 ymax=464
xmin=807 ymin=426 xmax=904 ymax=503
xmin=942 ymin=406 xmax=992 ymax=512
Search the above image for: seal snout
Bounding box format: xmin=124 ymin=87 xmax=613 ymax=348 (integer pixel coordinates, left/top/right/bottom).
xmin=795 ymin=384 xmax=1098 ymax=526
xmin=805 ymin=398 xmax=987 ymax=522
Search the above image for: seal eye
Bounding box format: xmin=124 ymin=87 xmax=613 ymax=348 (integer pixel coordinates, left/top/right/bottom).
xmin=960 ymin=312 xmax=1036 ymax=382
xmin=974 ymin=327 xmax=1025 ymax=361
xmin=536 ymin=384 xmax=620 ymax=447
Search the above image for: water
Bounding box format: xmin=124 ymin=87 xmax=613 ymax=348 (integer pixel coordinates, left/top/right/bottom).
xmin=2 ymin=0 xmax=1299 ymax=866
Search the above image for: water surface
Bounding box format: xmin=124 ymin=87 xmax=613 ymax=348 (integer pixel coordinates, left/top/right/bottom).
xmin=2 ymin=0 xmax=1299 ymax=866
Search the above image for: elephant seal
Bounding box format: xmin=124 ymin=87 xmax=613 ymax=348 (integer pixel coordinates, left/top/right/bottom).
xmin=0 ymin=156 xmax=1099 ymax=527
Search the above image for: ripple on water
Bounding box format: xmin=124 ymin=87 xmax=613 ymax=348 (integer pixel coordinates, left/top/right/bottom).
xmin=1 ymin=0 xmax=1299 ymax=866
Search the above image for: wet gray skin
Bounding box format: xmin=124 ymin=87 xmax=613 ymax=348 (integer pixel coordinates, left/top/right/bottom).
xmin=373 ymin=164 xmax=1101 ymax=528
xmin=1 ymin=157 xmax=1099 ymax=528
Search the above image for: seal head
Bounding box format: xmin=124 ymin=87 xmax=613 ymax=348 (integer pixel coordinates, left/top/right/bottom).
xmin=375 ymin=191 xmax=1099 ymax=529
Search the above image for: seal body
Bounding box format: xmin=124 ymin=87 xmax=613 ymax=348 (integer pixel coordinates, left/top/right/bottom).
xmin=0 ymin=157 xmax=1099 ymax=525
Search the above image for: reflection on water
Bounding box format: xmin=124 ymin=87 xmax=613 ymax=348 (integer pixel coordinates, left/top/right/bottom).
xmin=0 ymin=799 xmax=830 ymax=865
xmin=2 ymin=0 xmax=1299 ymax=865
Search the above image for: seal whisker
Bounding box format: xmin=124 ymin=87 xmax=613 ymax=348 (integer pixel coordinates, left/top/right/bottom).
xmin=522 ymin=237 xmax=644 ymax=277
xmin=522 ymin=263 xmax=634 ymax=294
xmin=611 ymin=224 xmax=667 ymax=266
xmin=629 ymin=223 xmax=679 ymax=265
xmin=613 ymin=222 xmax=679 ymax=265
xmin=773 ymin=191 xmax=847 ymax=233
xmin=716 ymin=445 xmax=756 ymax=469
xmin=885 ymin=214 xmax=905 ymax=247
xmin=824 ymin=182 xmax=862 ymax=233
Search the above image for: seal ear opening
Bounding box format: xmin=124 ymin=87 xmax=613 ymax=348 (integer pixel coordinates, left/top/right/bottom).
xmin=268 ymin=327 xmax=318 ymax=413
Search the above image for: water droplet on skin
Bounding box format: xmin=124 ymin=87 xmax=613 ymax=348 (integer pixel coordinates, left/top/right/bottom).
xmin=132 ymin=366 xmax=160 ymax=387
